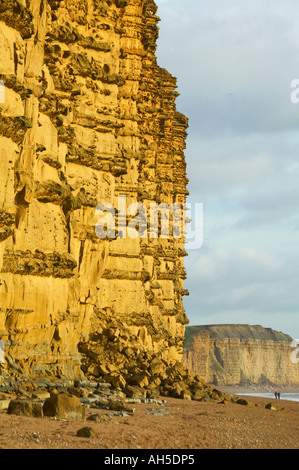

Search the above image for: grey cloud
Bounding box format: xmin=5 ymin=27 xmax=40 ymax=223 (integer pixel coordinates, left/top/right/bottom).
xmin=184 ymin=247 xmax=299 ymax=337
xmin=157 ymin=0 xmax=299 ymax=137
xmin=156 ymin=0 xmax=299 ymax=338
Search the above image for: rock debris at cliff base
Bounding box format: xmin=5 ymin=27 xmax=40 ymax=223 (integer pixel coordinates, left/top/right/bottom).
xmin=0 ymin=0 xmax=199 ymax=397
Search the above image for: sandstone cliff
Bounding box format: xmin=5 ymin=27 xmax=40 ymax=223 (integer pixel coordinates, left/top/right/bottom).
xmin=0 ymin=0 xmax=192 ymax=394
xmin=183 ymin=324 xmax=299 ymax=386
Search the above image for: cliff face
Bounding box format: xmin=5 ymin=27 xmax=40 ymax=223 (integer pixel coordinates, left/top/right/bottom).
xmin=183 ymin=325 xmax=299 ymax=386
xmin=0 ymin=0 xmax=190 ymax=390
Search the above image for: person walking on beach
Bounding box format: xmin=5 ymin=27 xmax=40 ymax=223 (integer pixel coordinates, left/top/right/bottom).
xmin=275 ymin=392 xmax=277 ymax=399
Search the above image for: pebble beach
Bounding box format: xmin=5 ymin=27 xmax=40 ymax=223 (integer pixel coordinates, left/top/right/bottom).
xmin=0 ymin=388 xmax=298 ymax=450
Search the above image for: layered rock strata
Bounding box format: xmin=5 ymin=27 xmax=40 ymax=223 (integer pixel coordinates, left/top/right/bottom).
xmin=183 ymin=324 xmax=299 ymax=386
xmin=0 ymin=0 xmax=192 ymax=395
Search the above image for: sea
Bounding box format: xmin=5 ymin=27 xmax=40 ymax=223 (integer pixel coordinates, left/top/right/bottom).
xmin=238 ymin=392 xmax=299 ymax=403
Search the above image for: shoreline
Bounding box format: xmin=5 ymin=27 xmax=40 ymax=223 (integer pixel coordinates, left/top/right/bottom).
xmin=214 ymin=383 xmax=299 ymax=395
xmin=213 ymin=383 xmax=299 ymax=397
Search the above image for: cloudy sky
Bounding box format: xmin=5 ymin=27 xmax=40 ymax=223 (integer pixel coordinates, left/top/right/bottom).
xmin=155 ymin=0 xmax=299 ymax=339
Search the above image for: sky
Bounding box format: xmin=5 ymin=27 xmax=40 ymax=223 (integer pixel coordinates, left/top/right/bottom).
xmin=155 ymin=0 xmax=299 ymax=339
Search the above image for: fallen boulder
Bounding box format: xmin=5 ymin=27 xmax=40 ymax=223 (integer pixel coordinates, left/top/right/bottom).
xmin=43 ymin=393 xmax=86 ymax=420
xmin=236 ymin=398 xmax=255 ymax=407
xmin=265 ymin=402 xmax=283 ymax=411
xmin=7 ymin=399 xmax=43 ymax=417
xmin=125 ymin=385 xmax=147 ymax=399
xmin=106 ymin=399 xmax=134 ymax=413
xmin=76 ymin=426 xmax=98 ymax=438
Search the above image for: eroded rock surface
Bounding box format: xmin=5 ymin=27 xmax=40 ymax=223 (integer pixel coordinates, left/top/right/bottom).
xmin=0 ymin=0 xmax=191 ymax=395
xmin=183 ymin=324 xmax=299 ymax=386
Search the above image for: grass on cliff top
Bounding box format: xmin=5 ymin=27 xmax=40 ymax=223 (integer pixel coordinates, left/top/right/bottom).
xmin=184 ymin=324 xmax=292 ymax=349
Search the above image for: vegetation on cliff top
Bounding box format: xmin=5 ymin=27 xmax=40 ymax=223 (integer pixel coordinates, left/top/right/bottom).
xmin=184 ymin=324 xmax=293 ymax=349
